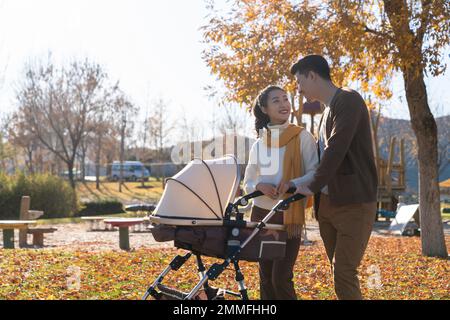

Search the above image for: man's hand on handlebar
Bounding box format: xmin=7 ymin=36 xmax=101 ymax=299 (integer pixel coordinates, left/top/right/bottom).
xmin=295 ymin=184 xmax=314 ymax=196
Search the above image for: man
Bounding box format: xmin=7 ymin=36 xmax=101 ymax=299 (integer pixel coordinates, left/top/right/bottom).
xmin=290 ymin=55 xmax=378 ymax=300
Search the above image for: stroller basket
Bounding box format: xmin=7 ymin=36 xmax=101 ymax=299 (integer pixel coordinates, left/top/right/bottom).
xmin=144 ymin=155 xmax=306 ymax=300
xmin=152 ymin=224 xmax=287 ymax=262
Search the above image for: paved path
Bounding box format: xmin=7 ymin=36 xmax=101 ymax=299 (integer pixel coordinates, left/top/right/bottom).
xmin=0 ymin=219 xmax=448 ymax=251
xmin=0 ymin=221 xmax=172 ymax=251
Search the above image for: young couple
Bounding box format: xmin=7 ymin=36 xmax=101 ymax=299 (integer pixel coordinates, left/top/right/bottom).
xmin=243 ymin=55 xmax=378 ymax=300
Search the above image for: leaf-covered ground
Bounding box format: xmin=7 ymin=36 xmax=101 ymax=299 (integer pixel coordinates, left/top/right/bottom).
xmin=0 ymin=236 xmax=448 ymax=300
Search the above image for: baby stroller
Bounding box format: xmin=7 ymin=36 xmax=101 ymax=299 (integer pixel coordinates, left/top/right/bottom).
xmin=143 ymin=155 xmax=304 ymax=300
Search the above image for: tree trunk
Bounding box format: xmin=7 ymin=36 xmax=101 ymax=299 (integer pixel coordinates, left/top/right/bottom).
xmin=119 ymin=121 xmax=125 ymax=193
xmin=106 ymin=153 xmax=113 ymax=177
xmin=67 ymin=161 xmax=76 ymax=189
xmin=80 ymin=147 xmax=86 ymax=182
xmin=27 ymin=148 xmax=34 ymax=174
xmin=403 ymin=68 xmax=448 ymax=258
xmin=141 ymin=137 xmax=147 ymax=188
xmin=141 ymin=166 xmax=145 ymax=188
xmin=95 ymin=135 xmax=102 ymax=190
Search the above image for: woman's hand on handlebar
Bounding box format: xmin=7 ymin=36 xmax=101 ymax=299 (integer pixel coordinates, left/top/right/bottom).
xmin=256 ymin=183 xmax=278 ymax=199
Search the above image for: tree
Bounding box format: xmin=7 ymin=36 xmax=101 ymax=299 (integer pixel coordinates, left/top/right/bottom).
xmin=15 ymin=57 xmax=111 ymax=188
xmin=202 ymin=0 xmax=449 ymax=257
xmin=7 ymin=113 xmax=40 ymax=173
xmin=216 ymin=101 xmax=251 ymax=136
xmin=0 ymin=117 xmax=17 ymax=172
xmin=139 ymin=115 xmax=149 ymax=187
xmin=432 ymin=104 xmax=449 ymax=177
xmin=90 ymin=83 xmax=120 ymax=189
xmin=202 ymin=0 xmax=393 ymax=108
xmin=147 ymin=97 xmax=174 ymax=162
xmin=114 ymin=90 xmax=137 ymax=192
xmin=138 ymin=86 xmax=152 ymax=188
xmin=178 ymin=106 xmax=205 ymax=144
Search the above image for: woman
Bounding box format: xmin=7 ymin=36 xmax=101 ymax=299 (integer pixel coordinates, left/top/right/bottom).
xmin=243 ymin=85 xmax=318 ymax=300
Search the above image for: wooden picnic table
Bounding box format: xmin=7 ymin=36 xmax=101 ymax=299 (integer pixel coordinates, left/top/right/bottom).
xmin=0 ymin=220 xmax=37 ymax=249
xmin=103 ymin=218 xmax=148 ymax=250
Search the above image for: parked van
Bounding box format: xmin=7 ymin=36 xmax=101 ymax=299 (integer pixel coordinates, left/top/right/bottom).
xmin=109 ymin=161 xmax=150 ymax=182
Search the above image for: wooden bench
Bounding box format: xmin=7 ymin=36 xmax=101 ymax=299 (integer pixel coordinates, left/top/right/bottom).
xmin=103 ymin=218 xmax=147 ymax=250
xmin=27 ymin=227 xmax=57 ymax=246
xmin=81 ymin=216 xmax=116 ymax=231
xmin=0 ymin=220 xmax=37 ymax=249
xmin=19 ymin=196 xmax=57 ymax=247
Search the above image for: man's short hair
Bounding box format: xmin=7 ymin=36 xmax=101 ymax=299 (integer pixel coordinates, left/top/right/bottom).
xmin=290 ymin=55 xmax=331 ymax=81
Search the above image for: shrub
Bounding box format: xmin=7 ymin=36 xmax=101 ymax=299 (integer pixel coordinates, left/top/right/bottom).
xmin=76 ymin=199 xmax=125 ymax=217
xmin=0 ymin=172 xmax=78 ymax=219
xmin=0 ymin=173 xmax=15 ymax=218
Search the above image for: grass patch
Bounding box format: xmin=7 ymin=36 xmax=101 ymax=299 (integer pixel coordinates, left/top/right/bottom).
xmin=76 ymin=180 xmax=164 ymax=204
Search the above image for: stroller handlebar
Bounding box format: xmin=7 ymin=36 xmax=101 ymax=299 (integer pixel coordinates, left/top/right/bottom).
xmin=276 ymin=192 xmax=306 ymax=211
xmin=234 ymin=187 xmax=302 ymax=207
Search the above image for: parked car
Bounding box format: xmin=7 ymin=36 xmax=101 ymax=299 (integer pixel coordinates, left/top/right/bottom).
xmin=109 ymin=161 xmax=151 ymax=182
xmin=60 ymin=169 xmax=83 ymax=181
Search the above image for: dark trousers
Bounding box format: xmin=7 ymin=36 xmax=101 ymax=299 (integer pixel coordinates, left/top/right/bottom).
xmin=317 ymin=194 xmax=376 ymax=300
xmin=251 ymin=205 xmax=301 ymax=300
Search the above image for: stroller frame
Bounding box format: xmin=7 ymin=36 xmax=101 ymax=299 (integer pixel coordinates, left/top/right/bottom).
xmin=143 ymin=187 xmax=304 ymax=300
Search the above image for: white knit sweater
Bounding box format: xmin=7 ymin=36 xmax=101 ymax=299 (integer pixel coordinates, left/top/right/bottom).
xmin=243 ymin=120 xmax=319 ymax=210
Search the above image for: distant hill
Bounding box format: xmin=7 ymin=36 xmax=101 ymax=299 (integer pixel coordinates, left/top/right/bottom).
xmin=377 ymin=115 xmax=450 ymax=193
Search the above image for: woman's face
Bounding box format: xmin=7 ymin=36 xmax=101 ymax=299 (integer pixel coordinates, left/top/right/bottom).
xmin=262 ymin=89 xmax=291 ymax=125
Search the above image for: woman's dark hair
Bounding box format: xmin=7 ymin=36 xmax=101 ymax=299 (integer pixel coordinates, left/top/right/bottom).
xmin=252 ymin=85 xmax=285 ymax=137
xmin=290 ymin=54 xmax=331 ymax=81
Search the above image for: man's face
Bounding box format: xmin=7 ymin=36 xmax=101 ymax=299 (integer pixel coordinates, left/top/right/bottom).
xmin=295 ymin=71 xmax=316 ymax=102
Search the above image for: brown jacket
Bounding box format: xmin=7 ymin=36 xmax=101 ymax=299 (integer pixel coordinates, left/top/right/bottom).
xmin=308 ymin=88 xmax=378 ymax=209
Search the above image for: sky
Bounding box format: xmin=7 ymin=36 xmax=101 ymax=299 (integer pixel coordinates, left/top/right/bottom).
xmin=0 ymin=0 xmax=449 ymax=144
xmin=0 ymin=0 xmax=251 ymax=142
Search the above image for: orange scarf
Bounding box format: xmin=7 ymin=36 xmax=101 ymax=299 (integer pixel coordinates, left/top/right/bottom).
xmin=263 ymin=123 xmax=313 ymax=239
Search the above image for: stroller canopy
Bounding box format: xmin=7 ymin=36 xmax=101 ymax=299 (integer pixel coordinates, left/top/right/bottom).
xmin=153 ymin=155 xmax=240 ymax=221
